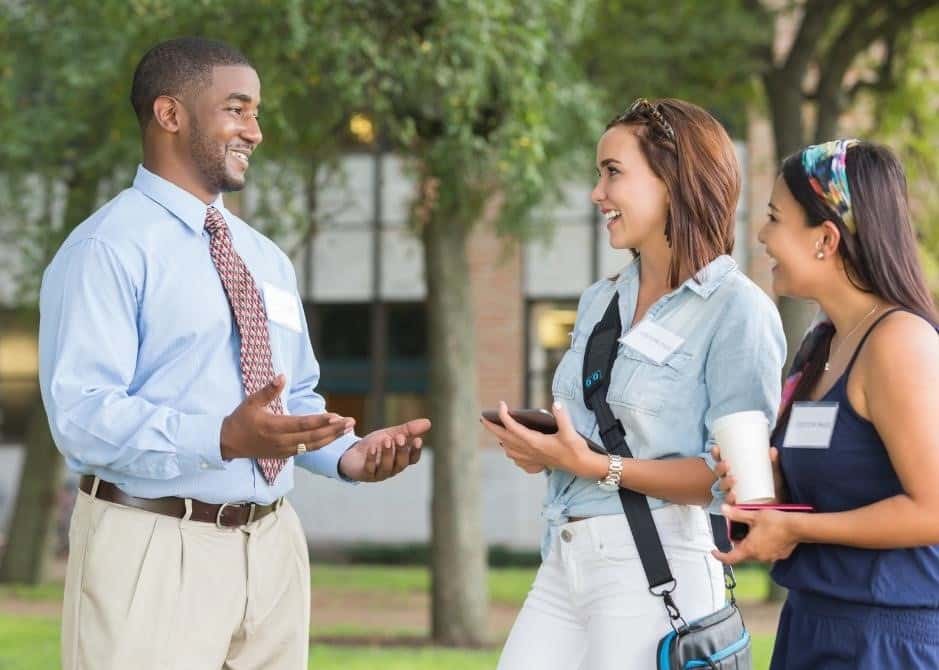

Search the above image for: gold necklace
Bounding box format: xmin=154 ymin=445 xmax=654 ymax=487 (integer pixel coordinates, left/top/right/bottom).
xmin=825 ymin=304 xmax=879 ymax=372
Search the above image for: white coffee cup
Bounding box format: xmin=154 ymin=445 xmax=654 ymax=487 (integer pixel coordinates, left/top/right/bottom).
xmin=713 ymin=410 xmax=774 ymax=503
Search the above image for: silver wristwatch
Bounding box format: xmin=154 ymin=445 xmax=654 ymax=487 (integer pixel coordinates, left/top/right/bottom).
xmin=597 ymin=454 xmax=624 ymax=492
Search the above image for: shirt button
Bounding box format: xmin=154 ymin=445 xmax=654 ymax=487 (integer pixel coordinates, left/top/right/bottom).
xmin=560 ymin=529 xmax=573 ymax=542
xmin=200 ymin=462 xmax=208 ymax=470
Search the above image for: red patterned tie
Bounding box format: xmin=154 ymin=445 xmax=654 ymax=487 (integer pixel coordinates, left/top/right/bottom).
xmin=205 ymin=206 xmax=286 ymax=484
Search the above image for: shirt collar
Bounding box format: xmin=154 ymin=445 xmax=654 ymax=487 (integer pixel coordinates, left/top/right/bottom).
xmin=132 ymin=165 xmax=226 ymax=234
xmin=614 ymin=254 xmax=736 ymax=299
xmin=684 ymin=254 xmax=737 ymax=298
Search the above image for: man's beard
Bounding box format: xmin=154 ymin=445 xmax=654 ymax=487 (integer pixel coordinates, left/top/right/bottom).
xmin=189 ymin=116 xmax=245 ymax=194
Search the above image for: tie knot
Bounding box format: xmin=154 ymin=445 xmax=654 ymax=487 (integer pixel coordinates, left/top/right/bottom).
xmin=204 ymin=206 xmax=227 ymax=234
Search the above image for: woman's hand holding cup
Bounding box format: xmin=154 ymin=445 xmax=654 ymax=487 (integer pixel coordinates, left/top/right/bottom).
xmin=710 ymin=410 xmax=778 ymax=504
xmin=711 ymin=444 xmax=785 ymax=505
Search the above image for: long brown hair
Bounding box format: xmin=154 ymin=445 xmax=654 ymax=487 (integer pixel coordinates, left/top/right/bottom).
xmin=606 ymin=98 xmax=739 ymax=288
xmin=772 ymin=141 xmax=938 ymax=442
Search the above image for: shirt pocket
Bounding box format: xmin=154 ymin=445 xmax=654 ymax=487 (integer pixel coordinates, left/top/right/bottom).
xmin=607 ymin=347 xmax=694 ymax=416
xmin=551 ymin=330 xmax=588 ymax=400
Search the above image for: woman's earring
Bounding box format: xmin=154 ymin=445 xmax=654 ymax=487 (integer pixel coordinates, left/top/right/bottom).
xmin=816 ymin=251 xmax=825 ymax=260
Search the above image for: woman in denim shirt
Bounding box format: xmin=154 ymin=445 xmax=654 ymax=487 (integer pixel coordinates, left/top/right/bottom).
xmin=482 ymin=98 xmax=785 ymax=669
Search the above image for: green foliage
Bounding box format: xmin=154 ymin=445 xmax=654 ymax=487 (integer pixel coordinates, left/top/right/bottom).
xmin=0 ymin=1 xmax=375 ymax=296
xmin=0 ymin=0 xmax=600 ymax=302
xmin=0 ymin=2 xmax=188 ymax=300
xmin=575 ymin=0 xmax=765 ymax=136
xmin=332 ymin=0 xmax=601 ymax=238
xmin=870 ymin=12 xmax=939 ymax=296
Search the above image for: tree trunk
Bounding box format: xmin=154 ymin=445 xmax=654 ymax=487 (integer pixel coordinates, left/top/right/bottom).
xmin=424 ymin=213 xmax=488 ymax=647
xmin=0 ymin=399 xmax=63 ymax=584
xmin=763 ymin=73 xmax=821 ymax=372
xmin=763 ymin=70 xmax=805 ymax=162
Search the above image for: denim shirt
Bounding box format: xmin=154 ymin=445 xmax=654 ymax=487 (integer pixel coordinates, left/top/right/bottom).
xmin=542 ymin=255 xmax=786 ymax=557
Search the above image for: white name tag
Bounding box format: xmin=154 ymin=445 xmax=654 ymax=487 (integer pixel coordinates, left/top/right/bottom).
xmin=619 ymin=320 xmax=685 ymax=364
xmin=783 ymin=402 xmax=839 ymax=449
xmin=262 ymin=282 xmax=302 ymax=333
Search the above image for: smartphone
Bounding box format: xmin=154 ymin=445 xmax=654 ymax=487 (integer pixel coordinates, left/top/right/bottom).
xmin=481 ymin=408 xmax=608 ymax=455
xmin=481 ymin=408 xmax=558 ymax=433
xmin=727 ymin=503 xmax=815 ymax=542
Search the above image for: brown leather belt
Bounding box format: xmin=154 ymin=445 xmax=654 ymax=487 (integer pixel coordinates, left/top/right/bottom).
xmin=79 ymin=475 xmax=282 ymax=528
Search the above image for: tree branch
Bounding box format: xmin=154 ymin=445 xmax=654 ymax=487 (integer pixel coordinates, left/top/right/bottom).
xmin=813 ymin=1 xmax=887 ymax=102
xmin=811 ymin=0 xmax=934 ymax=141
xmin=846 ymin=25 xmax=905 ymax=102
xmin=780 ymin=0 xmax=844 ymax=75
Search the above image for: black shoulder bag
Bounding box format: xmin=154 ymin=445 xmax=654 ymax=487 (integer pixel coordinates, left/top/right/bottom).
xmin=582 ymin=292 xmax=752 ymax=670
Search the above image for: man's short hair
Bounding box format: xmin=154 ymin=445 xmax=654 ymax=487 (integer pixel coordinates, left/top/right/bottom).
xmin=130 ymin=37 xmax=252 ymax=127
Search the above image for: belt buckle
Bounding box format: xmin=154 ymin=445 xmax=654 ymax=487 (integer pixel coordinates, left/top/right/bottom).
xmin=215 ymin=502 xmax=234 ymax=529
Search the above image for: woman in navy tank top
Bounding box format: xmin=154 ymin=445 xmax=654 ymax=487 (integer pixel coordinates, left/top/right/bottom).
xmin=713 ymin=140 xmax=939 ymax=669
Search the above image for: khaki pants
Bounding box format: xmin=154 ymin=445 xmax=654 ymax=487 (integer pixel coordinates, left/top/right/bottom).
xmin=61 ymin=485 xmax=311 ymax=670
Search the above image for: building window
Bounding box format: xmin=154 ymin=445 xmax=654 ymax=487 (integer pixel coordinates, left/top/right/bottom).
xmin=526 ymin=300 xmax=577 ymax=409
xmin=306 ymin=301 xmax=427 ymax=431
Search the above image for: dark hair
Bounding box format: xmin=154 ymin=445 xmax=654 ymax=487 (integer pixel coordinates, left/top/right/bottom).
xmin=606 ymin=98 xmax=739 ymax=288
xmin=772 ymin=141 xmax=938 ymax=442
xmin=130 ymin=37 xmax=252 ymax=128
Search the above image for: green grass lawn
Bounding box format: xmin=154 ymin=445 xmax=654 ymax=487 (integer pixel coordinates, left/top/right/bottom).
xmin=0 ymin=563 xmax=777 ymax=669
xmin=311 ymin=563 xmax=772 ymax=604
xmin=311 ymin=563 xmax=540 ymax=605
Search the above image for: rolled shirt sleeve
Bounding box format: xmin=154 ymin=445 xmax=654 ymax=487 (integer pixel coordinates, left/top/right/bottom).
xmin=701 ymin=288 xmax=786 ymax=513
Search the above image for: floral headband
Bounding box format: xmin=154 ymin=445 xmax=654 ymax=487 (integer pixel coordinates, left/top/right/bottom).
xmin=801 ymin=139 xmax=860 ymax=233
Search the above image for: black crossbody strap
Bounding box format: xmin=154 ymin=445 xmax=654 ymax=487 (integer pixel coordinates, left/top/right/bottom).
xmin=582 ymin=292 xmax=674 ymax=591
xmin=581 ymin=291 xmax=736 ymax=600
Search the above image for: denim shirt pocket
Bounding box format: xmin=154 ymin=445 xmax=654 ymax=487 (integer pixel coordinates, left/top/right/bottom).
xmin=607 ymin=347 xmax=693 ymax=416
xmin=551 ymin=330 xmax=588 ymax=400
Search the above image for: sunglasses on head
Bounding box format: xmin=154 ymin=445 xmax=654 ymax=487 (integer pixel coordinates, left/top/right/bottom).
xmin=612 ymin=98 xmax=676 ymax=143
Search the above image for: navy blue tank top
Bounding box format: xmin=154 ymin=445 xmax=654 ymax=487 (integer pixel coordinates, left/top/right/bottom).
xmin=771 ymin=309 xmax=939 ymax=607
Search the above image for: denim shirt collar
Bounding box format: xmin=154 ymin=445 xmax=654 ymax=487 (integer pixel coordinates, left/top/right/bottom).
xmin=132 ymin=165 xmax=227 ymax=235
xmin=613 ymin=254 xmax=737 ymax=300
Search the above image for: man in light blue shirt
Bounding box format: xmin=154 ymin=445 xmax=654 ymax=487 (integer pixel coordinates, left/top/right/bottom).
xmin=39 ymin=37 xmax=429 ymax=670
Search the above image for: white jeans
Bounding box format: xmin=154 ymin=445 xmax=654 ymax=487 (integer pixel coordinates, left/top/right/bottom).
xmin=498 ymin=506 xmax=725 ymax=670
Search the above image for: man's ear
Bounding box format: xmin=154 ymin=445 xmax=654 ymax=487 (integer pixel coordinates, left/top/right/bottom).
xmin=151 ymin=95 xmax=184 ymax=134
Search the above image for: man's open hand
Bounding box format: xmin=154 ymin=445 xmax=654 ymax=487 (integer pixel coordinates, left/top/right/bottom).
xmin=338 ymin=418 xmax=431 ymax=482
xmin=220 ymin=375 xmax=355 ymax=460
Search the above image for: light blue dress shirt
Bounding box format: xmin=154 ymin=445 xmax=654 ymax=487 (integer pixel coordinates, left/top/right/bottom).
xmin=38 ymin=166 xmax=357 ymax=505
xmin=544 ymin=255 xmax=786 ymax=557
